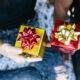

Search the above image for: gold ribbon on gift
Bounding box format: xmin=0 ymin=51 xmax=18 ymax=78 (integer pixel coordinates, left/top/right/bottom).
xmin=55 ymin=24 xmax=80 ymax=45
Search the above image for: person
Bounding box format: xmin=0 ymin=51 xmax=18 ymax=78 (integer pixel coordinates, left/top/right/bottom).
xmin=0 ymin=0 xmax=42 ymax=63
xmin=53 ymin=0 xmax=80 ymax=80
xmin=0 ymin=0 xmax=69 ymax=80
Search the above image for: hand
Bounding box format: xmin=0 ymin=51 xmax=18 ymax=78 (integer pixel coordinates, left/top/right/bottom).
xmin=0 ymin=43 xmax=25 ymax=63
xmin=46 ymin=43 xmax=70 ymax=61
xmin=58 ymin=37 xmax=80 ymax=55
xmin=0 ymin=44 xmax=42 ymax=63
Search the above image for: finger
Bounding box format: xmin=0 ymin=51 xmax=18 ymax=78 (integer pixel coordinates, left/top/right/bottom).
xmin=59 ymin=47 xmax=71 ymax=54
xmin=27 ymin=57 xmax=42 ymax=63
xmin=70 ymin=50 xmax=76 ymax=55
xmin=5 ymin=45 xmax=23 ymax=54
xmin=19 ymin=54 xmax=42 ymax=63
xmin=10 ymin=47 xmax=23 ymax=54
xmin=2 ymin=49 xmax=25 ymax=63
xmin=78 ymin=37 xmax=80 ymax=49
xmin=2 ymin=44 xmax=23 ymax=54
xmin=14 ymin=55 xmax=25 ymax=63
xmin=8 ymin=53 xmax=25 ymax=63
xmin=46 ymin=43 xmax=51 ymax=47
xmin=59 ymin=47 xmax=67 ymax=53
xmin=14 ymin=55 xmax=42 ymax=63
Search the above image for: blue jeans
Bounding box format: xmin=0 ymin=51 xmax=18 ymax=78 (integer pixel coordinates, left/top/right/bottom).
xmin=0 ymin=67 xmax=41 ymax=80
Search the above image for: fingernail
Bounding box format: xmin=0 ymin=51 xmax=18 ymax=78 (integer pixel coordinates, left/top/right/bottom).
xmin=18 ymin=49 xmax=23 ymax=54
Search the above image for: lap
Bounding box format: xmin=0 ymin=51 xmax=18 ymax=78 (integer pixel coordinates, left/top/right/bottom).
xmin=0 ymin=67 xmax=41 ymax=80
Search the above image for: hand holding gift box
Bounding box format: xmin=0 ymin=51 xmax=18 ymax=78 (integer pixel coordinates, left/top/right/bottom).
xmin=15 ymin=25 xmax=47 ymax=63
xmin=51 ymin=20 xmax=80 ymax=55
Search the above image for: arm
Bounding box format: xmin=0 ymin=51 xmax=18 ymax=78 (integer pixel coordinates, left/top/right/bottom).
xmin=54 ymin=0 xmax=73 ymax=22
xmin=0 ymin=40 xmax=42 ymax=63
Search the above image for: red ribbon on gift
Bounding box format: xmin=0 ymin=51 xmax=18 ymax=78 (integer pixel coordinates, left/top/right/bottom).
xmin=17 ymin=28 xmax=40 ymax=50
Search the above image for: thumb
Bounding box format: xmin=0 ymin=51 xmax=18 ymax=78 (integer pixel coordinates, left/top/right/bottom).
xmin=78 ymin=37 xmax=80 ymax=49
xmin=14 ymin=47 xmax=23 ymax=54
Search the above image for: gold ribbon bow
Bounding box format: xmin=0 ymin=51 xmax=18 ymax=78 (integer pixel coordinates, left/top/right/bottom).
xmin=55 ymin=24 xmax=80 ymax=45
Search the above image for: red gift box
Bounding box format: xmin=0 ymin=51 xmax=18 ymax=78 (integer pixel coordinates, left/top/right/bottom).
xmin=51 ymin=20 xmax=80 ymax=54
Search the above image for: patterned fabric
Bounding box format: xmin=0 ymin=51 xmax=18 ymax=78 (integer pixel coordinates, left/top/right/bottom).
xmin=35 ymin=0 xmax=54 ymax=40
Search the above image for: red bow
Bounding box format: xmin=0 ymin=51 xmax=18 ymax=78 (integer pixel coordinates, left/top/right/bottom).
xmin=17 ymin=28 xmax=40 ymax=50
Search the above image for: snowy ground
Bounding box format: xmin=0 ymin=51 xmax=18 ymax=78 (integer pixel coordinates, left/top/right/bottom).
xmin=0 ymin=0 xmax=76 ymax=80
